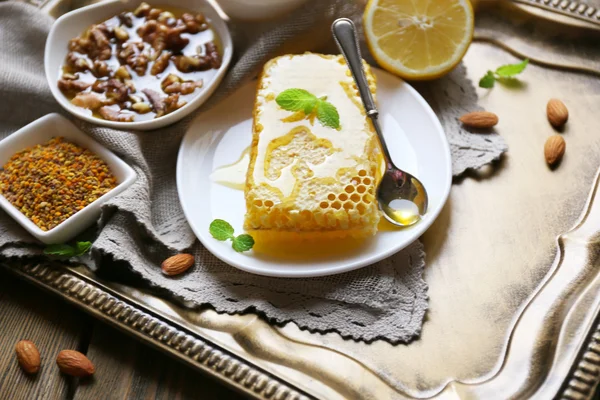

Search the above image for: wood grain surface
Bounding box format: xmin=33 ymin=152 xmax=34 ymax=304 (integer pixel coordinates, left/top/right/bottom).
xmin=0 ymin=268 xmax=85 ymax=400
xmin=0 ymin=269 xmax=244 ymax=400
xmin=73 ymin=322 xmax=245 ymax=400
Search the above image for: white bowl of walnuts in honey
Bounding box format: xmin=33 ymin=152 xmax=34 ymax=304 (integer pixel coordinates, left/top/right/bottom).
xmin=45 ymin=0 xmax=233 ymax=130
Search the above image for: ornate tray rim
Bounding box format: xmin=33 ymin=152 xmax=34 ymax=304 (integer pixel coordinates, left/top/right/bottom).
xmin=0 ymin=261 xmax=314 ymax=400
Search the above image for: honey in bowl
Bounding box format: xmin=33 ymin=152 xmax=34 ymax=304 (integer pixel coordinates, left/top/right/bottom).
xmin=58 ymin=2 xmax=223 ymax=122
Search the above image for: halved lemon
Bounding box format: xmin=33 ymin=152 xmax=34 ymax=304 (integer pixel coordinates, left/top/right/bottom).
xmin=363 ymin=0 xmax=474 ymax=80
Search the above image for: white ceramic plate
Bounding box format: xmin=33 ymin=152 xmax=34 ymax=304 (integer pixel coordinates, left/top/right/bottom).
xmin=177 ymin=68 xmax=451 ymax=277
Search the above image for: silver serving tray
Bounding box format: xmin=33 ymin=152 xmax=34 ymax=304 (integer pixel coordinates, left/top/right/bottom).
xmin=4 ymin=0 xmax=600 ymax=398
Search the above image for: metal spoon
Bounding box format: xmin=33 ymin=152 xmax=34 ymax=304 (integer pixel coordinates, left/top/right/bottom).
xmin=332 ymin=18 xmax=428 ymax=227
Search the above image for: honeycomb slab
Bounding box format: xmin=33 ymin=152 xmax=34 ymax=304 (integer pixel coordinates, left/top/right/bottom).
xmin=244 ymin=53 xmax=380 ymax=238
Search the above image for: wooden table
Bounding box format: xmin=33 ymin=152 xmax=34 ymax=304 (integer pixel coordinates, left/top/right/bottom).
xmin=0 ymin=268 xmax=245 ymax=399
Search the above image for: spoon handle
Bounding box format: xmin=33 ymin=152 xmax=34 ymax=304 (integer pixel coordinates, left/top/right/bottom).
xmin=331 ymin=18 xmax=377 ymax=116
xmin=332 ymin=18 xmax=395 ymax=169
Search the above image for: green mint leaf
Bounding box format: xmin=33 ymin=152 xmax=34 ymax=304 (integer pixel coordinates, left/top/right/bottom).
xmin=479 ymin=71 xmax=496 ymax=88
xmin=232 ymin=234 xmax=255 ymax=252
xmin=44 ymin=244 xmax=75 ymax=257
xmin=276 ymin=89 xmax=317 ymax=114
xmin=74 ymin=241 xmax=92 ymax=256
xmin=495 ymin=59 xmax=529 ymax=78
xmin=303 ymin=102 xmax=316 ymax=115
xmin=316 ymin=100 xmax=340 ymax=129
xmin=209 ymin=219 xmax=235 ymax=241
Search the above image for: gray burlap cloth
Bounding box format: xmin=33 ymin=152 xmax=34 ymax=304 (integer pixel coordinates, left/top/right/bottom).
xmin=0 ymin=1 xmax=506 ymax=343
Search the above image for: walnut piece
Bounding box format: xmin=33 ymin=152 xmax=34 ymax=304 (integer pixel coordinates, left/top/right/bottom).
xmin=181 ymin=13 xmax=207 ymax=34
xmin=91 ymin=80 xmax=108 ymax=93
xmin=205 ymin=42 xmax=221 ymax=69
xmin=164 ymin=93 xmax=186 ymax=113
xmin=137 ymin=20 xmax=159 ymax=41
xmin=66 ymin=52 xmax=91 ymax=72
xmin=114 ymin=26 xmax=129 ymax=41
xmin=99 ymin=106 xmax=135 ymax=122
xmin=124 ymin=79 xmax=136 ymax=93
xmin=161 ymin=73 xmax=181 ymax=90
xmin=131 ymin=102 xmax=152 ymax=113
xmin=68 ymin=37 xmax=91 ymax=53
xmin=71 ymin=93 xmax=104 ymax=110
xmin=118 ymin=42 xmax=150 ymax=76
xmin=173 ymin=55 xmax=211 ymax=73
xmin=93 ymin=60 xmax=110 ymax=77
xmin=139 ymin=20 xmax=189 ymax=54
xmin=131 ymin=54 xmax=149 ymax=76
xmin=151 ymin=51 xmax=172 ymax=76
xmin=89 ymin=25 xmax=111 ymax=60
xmin=163 ymin=82 xmax=180 ymax=94
xmin=134 ymin=2 xmax=151 ymax=17
xmin=92 ymin=79 xmax=129 ymax=103
xmin=114 ymin=66 xmax=131 ymax=80
xmin=106 ymin=79 xmax=129 ymax=102
xmin=157 ymin=11 xmax=175 ymax=23
xmin=147 ymin=8 xmax=163 ymax=20
xmin=142 ymin=89 xmax=165 ymax=117
xmin=180 ymin=81 xmax=203 ymax=94
xmin=118 ymin=12 xmax=133 ymax=27
xmin=165 ymin=27 xmax=189 ymax=52
xmin=164 ymin=80 xmax=203 ymax=95
xmin=58 ymin=79 xmax=91 ymax=93
xmin=62 ymin=73 xmax=78 ymax=80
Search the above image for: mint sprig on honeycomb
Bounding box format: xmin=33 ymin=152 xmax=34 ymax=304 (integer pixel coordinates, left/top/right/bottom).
xmin=276 ymin=89 xmax=340 ymax=129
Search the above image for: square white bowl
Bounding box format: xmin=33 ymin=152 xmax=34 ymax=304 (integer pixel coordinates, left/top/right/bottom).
xmin=0 ymin=113 xmax=137 ymax=244
xmin=45 ymin=0 xmax=233 ymax=131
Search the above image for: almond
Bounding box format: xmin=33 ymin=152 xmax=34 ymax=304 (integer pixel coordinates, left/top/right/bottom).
xmin=56 ymin=350 xmax=95 ymax=377
xmin=544 ymin=135 xmax=566 ymax=166
xmin=161 ymin=253 xmax=194 ymax=276
xmin=459 ymin=111 xmax=499 ymax=129
xmin=15 ymin=340 xmax=41 ymax=374
xmin=547 ymin=98 xmax=568 ymax=128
